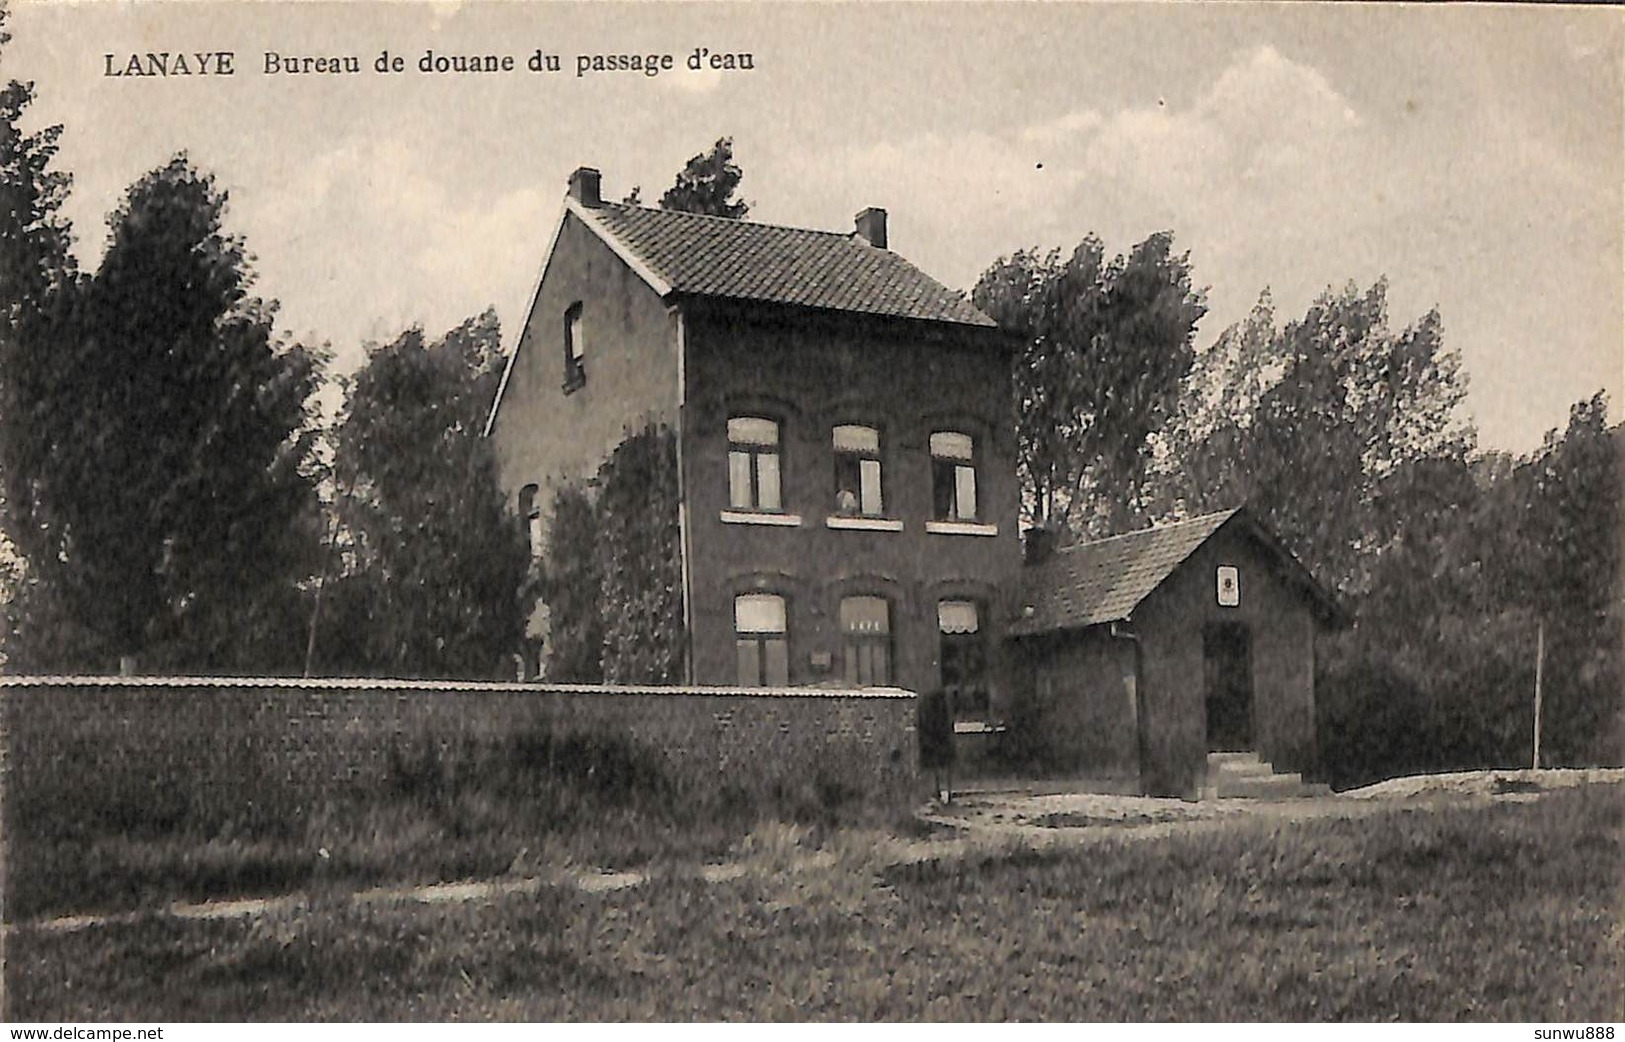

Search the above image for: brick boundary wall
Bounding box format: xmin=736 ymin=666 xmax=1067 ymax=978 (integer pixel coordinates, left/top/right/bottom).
xmin=0 ymin=677 xmax=923 ymax=838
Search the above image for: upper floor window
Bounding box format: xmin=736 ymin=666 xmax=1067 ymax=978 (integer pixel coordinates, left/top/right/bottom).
xmin=563 ymin=302 xmax=585 ymax=391
xmin=840 ymin=595 xmax=892 ymax=687
xmin=518 ymin=483 xmax=542 ymax=560
xmin=735 ymin=593 xmax=789 ymax=686
xmin=728 ymin=416 xmax=782 ymax=512
xmin=930 ymin=431 xmax=978 ymax=521
xmin=832 ymin=424 xmax=883 ymax=516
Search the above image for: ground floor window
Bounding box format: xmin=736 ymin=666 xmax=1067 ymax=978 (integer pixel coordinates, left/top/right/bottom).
xmin=840 ymin=595 xmax=892 ymax=686
xmin=938 ymin=599 xmax=988 ymax=717
xmin=735 ymin=593 xmax=789 ymax=686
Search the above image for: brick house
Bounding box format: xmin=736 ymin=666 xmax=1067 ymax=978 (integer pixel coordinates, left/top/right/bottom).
xmin=486 ymin=167 xmax=1340 ymax=794
xmin=485 ymin=168 xmax=1020 ymax=719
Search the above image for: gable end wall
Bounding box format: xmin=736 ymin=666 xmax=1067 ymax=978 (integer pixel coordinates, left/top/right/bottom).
xmin=489 ymin=211 xmax=679 ymax=510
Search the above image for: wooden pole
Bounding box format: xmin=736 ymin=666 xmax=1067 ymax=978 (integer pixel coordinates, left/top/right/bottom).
xmin=1532 ymin=618 xmax=1545 ymax=770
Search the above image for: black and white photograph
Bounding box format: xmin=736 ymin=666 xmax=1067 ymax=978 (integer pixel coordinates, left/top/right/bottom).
xmin=0 ymin=0 xmax=1620 ymax=1025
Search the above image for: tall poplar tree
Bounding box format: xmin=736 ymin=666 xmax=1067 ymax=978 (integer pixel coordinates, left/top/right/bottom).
xmin=973 ymin=232 xmax=1207 ymax=536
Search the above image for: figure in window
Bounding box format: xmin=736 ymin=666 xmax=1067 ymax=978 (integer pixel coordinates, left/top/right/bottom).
xmin=832 ymin=424 xmax=883 ymax=516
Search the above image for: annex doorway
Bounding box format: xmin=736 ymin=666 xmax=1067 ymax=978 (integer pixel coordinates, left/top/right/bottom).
xmin=1203 ymin=621 xmax=1253 ymax=751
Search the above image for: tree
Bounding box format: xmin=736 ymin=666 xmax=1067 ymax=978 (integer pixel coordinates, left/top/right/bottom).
xmin=322 ymin=311 xmax=529 ymax=679
xmin=3 ymin=150 xmax=323 ymax=672
xmin=1485 ymin=394 xmax=1621 ymax=765
xmin=535 ymin=424 xmax=685 ymax=684
xmin=0 ymin=1 xmax=90 ymax=666
xmin=658 ymin=136 xmax=750 ymax=218
xmin=973 ymin=232 xmax=1206 ymax=536
xmin=1158 ymin=279 xmax=1471 ymax=597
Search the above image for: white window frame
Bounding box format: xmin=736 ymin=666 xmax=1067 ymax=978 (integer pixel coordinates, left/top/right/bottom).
xmin=735 ymin=593 xmax=789 ymax=687
xmin=727 ymin=416 xmax=783 ymax=513
xmin=832 ymin=424 xmax=885 ymax=518
xmin=563 ymin=302 xmax=585 ymax=389
xmin=839 ymin=594 xmax=893 ymax=687
xmin=930 ymin=430 xmax=978 ymax=522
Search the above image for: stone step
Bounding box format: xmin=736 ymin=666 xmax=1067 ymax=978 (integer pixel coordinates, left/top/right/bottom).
xmin=1209 ymin=758 xmax=1276 ymax=779
xmin=1207 ymin=751 xmax=1264 ymax=767
xmin=1218 ymin=770 xmax=1301 ymax=794
xmin=1215 ymin=773 xmax=1333 ymax=799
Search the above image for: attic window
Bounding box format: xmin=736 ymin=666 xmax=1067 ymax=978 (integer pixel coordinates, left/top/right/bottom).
xmin=563 ymin=302 xmax=585 ymax=391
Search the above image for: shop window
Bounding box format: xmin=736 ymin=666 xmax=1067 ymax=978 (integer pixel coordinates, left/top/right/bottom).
xmin=840 ymin=594 xmax=892 ymax=686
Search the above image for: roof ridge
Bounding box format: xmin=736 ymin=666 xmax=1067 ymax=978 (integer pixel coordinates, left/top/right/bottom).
xmin=1051 ymin=507 xmax=1241 ymax=555
xmin=600 ymin=201 xmax=861 ymax=240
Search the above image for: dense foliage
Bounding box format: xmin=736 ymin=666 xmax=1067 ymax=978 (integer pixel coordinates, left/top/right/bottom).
xmin=538 ymin=424 xmax=685 ymax=683
xmin=0 ymin=2 xmax=84 ymax=664
xmin=536 ymin=482 xmax=605 ymax=682
xmin=977 ymin=217 xmax=1618 ymax=784
xmin=973 ymin=233 xmax=1207 ymax=535
xmin=1141 ymin=282 xmax=1616 ymax=784
xmin=0 ymin=150 xmax=323 ymax=672
xmin=656 ymin=136 xmax=750 ymax=218
xmin=316 ymin=311 xmax=530 ymax=679
xmin=1155 ymin=281 xmax=1471 ymax=598
xmin=1317 ymin=394 xmax=1622 ymax=784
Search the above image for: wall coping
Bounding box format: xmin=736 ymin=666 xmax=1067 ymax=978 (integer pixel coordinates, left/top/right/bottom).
xmin=0 ymin=675 xmax=919 ymax=700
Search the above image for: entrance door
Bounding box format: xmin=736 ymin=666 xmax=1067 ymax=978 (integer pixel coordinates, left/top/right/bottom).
xmin=1203 ymin=622 xmax=1253 ymax=751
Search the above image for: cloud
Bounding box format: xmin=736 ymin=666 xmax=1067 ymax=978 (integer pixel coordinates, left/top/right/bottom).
xmin=232 ymin=137 xmax=551 ymax=372
xmin=763 ymin=42 xmax=1618 ymax=447
xmin=763 ymin=45 xmax=1371 ymax=300
xmin=660 ymin=66 xmax=727 ymax=95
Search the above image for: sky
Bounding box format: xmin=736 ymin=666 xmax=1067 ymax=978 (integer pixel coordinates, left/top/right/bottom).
xmin=5 ymin=1 xmax=1621 ymax=452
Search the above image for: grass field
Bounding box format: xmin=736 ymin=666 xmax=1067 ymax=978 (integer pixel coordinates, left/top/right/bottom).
xmin=8 ymin=783 xmax=1621 ymax=1021
xmin=6 ymin=727 xmax=874 ymax=923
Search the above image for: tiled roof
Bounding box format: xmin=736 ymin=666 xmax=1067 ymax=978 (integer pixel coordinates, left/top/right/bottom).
xmin=1011 ymin=509 xmax=1242 ymax=636
xmin=578 ymin=202 xmax=997 ymax=328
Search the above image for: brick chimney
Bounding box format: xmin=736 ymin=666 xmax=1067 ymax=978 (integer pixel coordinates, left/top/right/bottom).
xmin=568 ymin=166 xmax=602 ymax=208
xmin=854 ymin=207 xmax=887 ymax=249
xmin=1023 ymin=525 xmax=1056 ymax=566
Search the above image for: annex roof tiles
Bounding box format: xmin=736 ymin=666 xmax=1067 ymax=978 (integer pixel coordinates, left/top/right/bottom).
xmin=1010 ymin=509 xmax=1242 ymax=636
